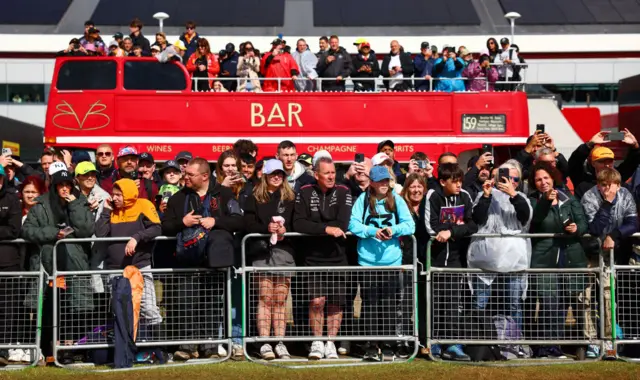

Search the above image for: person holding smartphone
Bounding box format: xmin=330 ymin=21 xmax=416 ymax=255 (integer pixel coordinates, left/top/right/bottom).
xmin=348 ymin=166 xmax=415 ymax=361
xmin=528 ymin=162 xmax=590 ymax=359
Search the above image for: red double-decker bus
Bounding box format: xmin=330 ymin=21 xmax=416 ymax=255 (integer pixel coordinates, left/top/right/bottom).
xmin=45 ymin=57 xmax=529 ymax=161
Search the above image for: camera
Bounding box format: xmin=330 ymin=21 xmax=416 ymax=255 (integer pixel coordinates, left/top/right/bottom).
xmin=417 ymin=160 xmax=428 ymax=169
xmin=73 ymin=43 xmax=80 ymax=50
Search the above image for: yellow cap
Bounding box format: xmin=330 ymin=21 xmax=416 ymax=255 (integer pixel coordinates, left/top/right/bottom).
xmin=174 ymin=40 xmax=187 ymax=51
xmin=590 ymin=146 xmax=614 ymax=162
xmin=75 ymin=161 xmax=97 ymax=176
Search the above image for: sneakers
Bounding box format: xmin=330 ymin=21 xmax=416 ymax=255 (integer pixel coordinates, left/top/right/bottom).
xmin=430 ymin=344 xmax=442 ymax=358
xmin=203 ymin=345 xmax=227 ymax=359
xmin=381 ymin=344 xmax=396 ymax=361
xmin=396 ymin=343 xmax=411 ymax=360
xmin=260 ymin=344 xmax=275 ymax=360
xmin=547 ymin=346 xmax=567 ymax=359
xmin=362 ymin=343 xmax=380 ymax=361
xmin=232 ymin=344 xmax=244 ymax=360
xmin=8 ymin=349 xmax=25 ymax=363
xmin=338 ymin=341 xmax=349 ymax=355
xmin=173 ymin=350 xmax=199 ymax=361
xmin=275 ymin=342 xmax=291 ymax=359
xmin=308 ymin=341 xmax=325 ymax=360
xmin=586 ymin=345 xmax=600 ymax=359
xmin=442 ymin=345 xmax=470 ymax=361
xmin=325 ymin=341 xmax=339 ymax=359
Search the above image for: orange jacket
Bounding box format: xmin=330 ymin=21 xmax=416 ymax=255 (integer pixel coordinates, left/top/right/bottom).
xmin=260 ymin=51 xmax=299 ymax=92
xmin=186 ymin=52 xmax=221 ymax=86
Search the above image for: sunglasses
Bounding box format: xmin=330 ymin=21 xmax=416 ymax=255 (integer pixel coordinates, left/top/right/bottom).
xmin=97 ymin=152 xmax=112 ymax=157
xmin=186 ymin=27 xmax=195 ymax=30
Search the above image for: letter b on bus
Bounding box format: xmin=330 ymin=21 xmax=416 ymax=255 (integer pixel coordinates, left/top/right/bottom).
xmin=251 ymin=103 xmax=303 ymax=128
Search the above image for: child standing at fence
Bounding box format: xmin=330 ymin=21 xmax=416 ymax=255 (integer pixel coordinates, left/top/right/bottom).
xmin=349 ymin=166 xmax=415 ymax=361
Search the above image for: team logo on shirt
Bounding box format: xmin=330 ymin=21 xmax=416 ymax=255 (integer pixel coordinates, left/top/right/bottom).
xmin=210 ymin=197 xmax=218 ymax=211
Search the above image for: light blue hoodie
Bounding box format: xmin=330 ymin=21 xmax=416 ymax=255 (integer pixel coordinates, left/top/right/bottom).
xmin=349 ymin=191 xmax=415 ymax=266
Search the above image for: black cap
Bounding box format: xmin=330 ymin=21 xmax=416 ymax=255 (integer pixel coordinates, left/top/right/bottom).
xmin=113 ymin=32 xmax=124 ymax=39
xmin=500 ymin=37 xmax=509 ymax=45
xmin=420 ymin=41 xmax=429 ymax=49
xmin=69 ymin=38 xmax=80 ymax=44
xmin=88 ymin=27 xmax=100 ymax=34
xmin=467 ymin=155 xmax=479 ymax=169
xmin=52 ymin=170 xmax=74 ymax=187
xmin=139 ymin=152 xmax=154 ymax=163
xmin=175 ymin=151 xmax=193 ymax=162
xmin=225 ymin=43 xmax=235 ymax=53
xmin=377 ymin=140 xmax=394 ymax=152
xmin=160 ymin=160 xmax=181 ymax=173
xmin=219 ymin=49 xmax=227 ymax=57
xmin=430 ymin=45 xmax=438 ymax=53
xmin=84 ymin=20 xmax=94 ymax=27
xmin=271 ymin=38 xmax=283 ymax=46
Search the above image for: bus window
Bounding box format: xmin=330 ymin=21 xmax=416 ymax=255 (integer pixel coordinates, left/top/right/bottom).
xmin=56 ymin=60 xmax=117 ymax=90
xmin=124 ymin=61 xmax=187 ymax=91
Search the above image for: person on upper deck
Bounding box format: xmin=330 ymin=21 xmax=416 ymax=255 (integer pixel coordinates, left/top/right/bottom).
xmin=261 ymin=38 xmax=300 ymax=92
xmin=316 ymin=35 xmax=353 ymax=92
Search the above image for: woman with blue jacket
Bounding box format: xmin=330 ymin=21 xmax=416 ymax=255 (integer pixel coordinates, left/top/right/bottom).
xmin=349 ymin=166 xmax=415 ymax=361
xmin=433 ymin=47 xmax=465 ymax=92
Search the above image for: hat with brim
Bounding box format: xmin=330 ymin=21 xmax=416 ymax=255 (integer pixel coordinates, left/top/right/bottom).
xmin=370 ymin=166 xmax=391 ymax=182
xmin=263 ymin=159 xmax=285 ymax=175
xmin=590 ymin=146 xmax=615 ymax=162
xmin=75 ymin=161 xmax=97 ymax=176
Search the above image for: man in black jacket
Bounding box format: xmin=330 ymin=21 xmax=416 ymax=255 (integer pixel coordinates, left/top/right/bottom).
xmin=293 ymin=156 xmax=353 ymax=360
xmin=351 ymin=42 xmax=380 ymax=92
xmin=161 ymin=157 xmax=243 ymax=361
xmin=381 ymin=40 xmax=414 ymax=91
xmin=516 ymin=131 xmax=570 ymax=181
xmin=316 ymin=35 xmax=353 ymax=91
xmin=128 ymin=18 xmax=151 ymax=56
xmin=0 ymin=165 xmax=22 ymax=365
xmin=463 ymin=152 xmax=493 ymax=200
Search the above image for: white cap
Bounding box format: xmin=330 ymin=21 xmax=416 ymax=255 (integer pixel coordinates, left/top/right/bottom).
xmin=312 ymin=150 xmax=332 ymax=167
xmin=109 ymin=40 xmax=119 ymax=48
xmin=372 ymin=152 xmax=393 ymax=166
xmin=263 ymin=159 xmax=285 ymax=175
xmin=49 ymin=161 xmax=67 ymax=176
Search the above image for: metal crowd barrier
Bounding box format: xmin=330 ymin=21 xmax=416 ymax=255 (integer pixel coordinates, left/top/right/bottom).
xmin=0 ymin=239 xmax=44 ymax=370
xmin=239 ymin=233 xmax=419 ymax=368
xmin=424 ymin=233 xmax=612 ymax=363
xmin=51 ymin=237 xmax=232 ymax=370
xmin=611 ymin=246 xmax=640 ymax=362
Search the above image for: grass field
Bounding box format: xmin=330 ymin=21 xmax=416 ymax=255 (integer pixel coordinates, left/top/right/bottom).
xmin=0 ymin=360 xmax=638 ymax=380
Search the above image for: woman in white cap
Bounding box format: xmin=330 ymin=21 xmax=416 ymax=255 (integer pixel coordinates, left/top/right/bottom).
xmin=243 ymin=159 xmax=296 ymax=360
xmin=371 ymin=153 xmax=403 ymax=193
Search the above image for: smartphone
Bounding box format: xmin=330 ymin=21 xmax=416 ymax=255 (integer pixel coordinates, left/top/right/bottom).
xmin=498 ymin=168 xmax=510 ymax=182
xmin=563 ymin=218 xmax=574 ymax=227
xmin=482 ymin=144 xmax=493 ymax=155
xmin=608 ymin=132 xmax=625 ymax=141
xmin=60 ymin=226 xmax=74 ymax=237
xmin=162 ymin=191 xmax=173 ymax=204
xmin=354 ymin=153 xmax=365 ymax=163
xmin=417 ymin=160 xmax=428 ymax=169
xmin=536 ymin=124 xmax=545 ymax=134
xmin=381 ymin=228 xmax=391 ymax=238
xmin=1 ymin=148 xmax=11 ymax=156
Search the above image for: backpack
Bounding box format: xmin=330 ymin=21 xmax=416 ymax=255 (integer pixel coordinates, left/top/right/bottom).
xmin=175 ymin=193 xmax=211 ymax=265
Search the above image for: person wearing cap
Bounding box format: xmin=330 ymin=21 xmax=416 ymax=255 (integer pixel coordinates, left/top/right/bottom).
xmin=291 ymin=39 xmax=319 ymax=92
xmin=297 ymin=153 xmax=313 ymax=175
xmin=129 ymin=18 xmax=151 ymax=56
xmin=494 ymin=37 xmax=520 ymax=91
xmin=113 ymin=32 xmax=124 ymax=45
xmin=100 ymin=145 xmax=158 ymax=203
xmin=348 ymin=165 xmax=415 ymax=361
xmin=174 ymin=151 xmax=194 ymax=178
xmin=316 ymin=35 xmax=353 ymax=92
xmin=462 ymin=54 xmax=499 ymax=92
xmin=138 ymin=152 xmax=160 ymax=184
xmin=292 ymin=155 xmax=352 ymax=360
xmin=352 ymin=41 xmax=380 ymax=92
xmin=79 ymin=27 xmax=106 ymax=56
xmin=381 ymin=40 xmax=414 ymax=91
xmin=433 ymin=46 xmax=465 ymax=92
xmin=108 ymin=40 xmax=125 ymax=57
xmin=243 ymin=159 xmax=296 ymax=360
xmin=57 ymin=38 xmax=89 ymax=57
xmin=377 ymin=140 xmax=405 ymax=184
xmin=179 ymin=21 xmax=200 ymax=61
xmin=260 ymin=38 xmax=300 ymax=92
xmin=186 ymin=38 xmax=220 ymax=91
xmin=158 ymin=160 xmax=182 ymax=212
xmin=457 ymin=47 xmax=472 ymax=68
xmin=75 ymin=161 xmax=110 ymax=219
xmin=70 ymin=150 xmax=91 ymax=173
xmin=568 ymin=130 xmax=640 ymax=200
xmin=150 ymin=45 xmax=161 ymax=57
xmin=218 ymin=43 xmax=239 ymax=92
xmin=414 ymin=41 xmax=435 ymax=91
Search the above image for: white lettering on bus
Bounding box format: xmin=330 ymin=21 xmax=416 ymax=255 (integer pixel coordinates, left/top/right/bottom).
xmin=146 ymin=145 xmax=173 ymax=153
xmin=308 ymin=145 xmax=357 ymax=153
xmin=251 ymin=103 xmax=303 ymax=128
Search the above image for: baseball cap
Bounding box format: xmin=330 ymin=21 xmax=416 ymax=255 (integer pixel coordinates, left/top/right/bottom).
xmin=312 ymin=150 xmax=332 ymax=166
xmin=298 ymin=153 xmax=313 ymax=166
xmin=590 ymin=147 xmax=615 ymax=162
xmin=459 ymin=47 xmax=470 ymax=56
xmin=51 ymin=170 xmax=73 ymax=187
xmin=49 ymin=161 xmax=67 ymax=176
xmin=500 ymin=37 xmax=510 ymax=45
xmin=420 ymin=41 xmax=430 ymax=49
xmin=372 ymin=152 xmax=393 ymax=166
xmin=69 ymin=38 xmax=80 ymax=45
xmin=117 ymin=145 xmax=138 ymax=158
xmin=377 ymin=139 xmax=395 ymax=152
xmin=109 ymin=40 xmax=119 ymax=48
xmin=139 ymin=152 xmax=154 ymax=164
xmin=175 ymin=151 xmax=193 ymax=162
xmin=75 ymin=161 xmax=97 ymax=176
xmin=71 ymin=151 xmax=91 ymax=165
xmin=271 ymin=38 xmax=283 ymax=46
xmin=88 ymin=27 xmax=100 ymax=34
xmin=160 ymin=160 xmax=181 ymax=174
xmin=113 ymin=32 xmax=124 ymax=39
xmin=174 ymin=40 xmax=187 ymax=51
xmin=353 ymin=38 xmax=367 ymax=46
xmin=263 ymin=159 xmax=285 ymax=175
xmin=370 ymin=166 xmax=391 ymax=182
xmin=225 ymin=43 xmax=235 ymax=53
xmin=151 ymin=45 xmax=161 ymax=52
xmin=431 ymin=45 xmax=438 ymax=53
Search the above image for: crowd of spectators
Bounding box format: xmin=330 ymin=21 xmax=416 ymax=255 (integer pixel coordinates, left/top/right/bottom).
xmin=56 ymin=19 xmax=526 ymax=93
xmin=1 ymin=125 xmax=640 ymax=365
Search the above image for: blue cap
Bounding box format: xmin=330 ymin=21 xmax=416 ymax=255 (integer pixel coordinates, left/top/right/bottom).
xmin=263 ymin=159 xmax=285 ymax=175
xmin=370 ymin=166 xmax=391 ymax=182
xmin=71 ymin=150 xmax=91 ymax=165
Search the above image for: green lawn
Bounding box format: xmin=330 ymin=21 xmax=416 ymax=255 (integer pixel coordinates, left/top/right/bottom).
xmin=0 ymin=361 xmax=638 ymax=380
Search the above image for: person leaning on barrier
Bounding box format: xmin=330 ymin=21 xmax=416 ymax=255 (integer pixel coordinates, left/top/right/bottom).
xmin=433 ymin=46 xmax=465 ymax=93
xmin=292 ymin=156 xmax=353 ymax=360
xmin=351 ymin=42 xmax=380 ymax=92
xmin=243 ymin=159 xmax=296 ymax=361
xmin=528 ymin=162 xmax=592 ymax=359
xmin=291 ymin=38 xmax=319 ymax=92
xmin=349 ymin=166 xmax=415 ymax=361
xmin=425 ymin=163 xmax=478 ymax=361
xmin=316 ymin=35 xmax=353 ymax=92
xmin=95 ymin=178 xmax=163 ymax=325
xmin=494 ymin=37 xmax=521 ymax=91
xmin=261 ymin=38 xmax=300 ymax=93
xmin=462 ymin=54 xmax=498 ymax=92
xmin=468 ymin=159 xmax=532 ymax=356
xmin=381 ymin=40 xmax=414 ymax=91
xmin=414 ymin=41 xmax=435 ymax=91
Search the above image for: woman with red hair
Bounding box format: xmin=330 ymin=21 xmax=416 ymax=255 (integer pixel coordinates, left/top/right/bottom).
xmin=20 ymin=176 xmax=47 ymax=223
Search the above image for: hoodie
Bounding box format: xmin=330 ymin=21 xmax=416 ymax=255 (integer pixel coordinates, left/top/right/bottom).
xmin=95 ymin=179 xmax=161 ymax=269
xmin=287 ymin=161 xmax=314 ymax=192
xmin=349 ymin=191 xmax=415 ymax=266
xmin=0 ymin=183 xmax=22 ymax=268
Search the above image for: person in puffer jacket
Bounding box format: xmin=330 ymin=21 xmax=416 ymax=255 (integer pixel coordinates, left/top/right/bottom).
xmin=433 ymin=47 xmax=465 ymax=92
xmin=462 ymin=55 xmax=499 ymax=92
xmin=349 ymin=166 xmax=415 ymax=361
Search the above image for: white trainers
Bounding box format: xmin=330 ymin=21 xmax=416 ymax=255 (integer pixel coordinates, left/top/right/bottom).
xmin=20 ymin=350 xmax=31 ymax=364
xmin=7 ymin=349 xmax=24 ymax=363
xmin=232 ymin=344 xmax=244 ymax=359
xmin=338 ymin=342 xmax=349 ymax=355
xmin=216 ymin=344 xmax=228 ymax=358
xmin=275 ymin=342 xmax=291 ymax=359
xmin=308 ymin=341 xmax=325 ymax=360
xmin=325 ymin=341 xmax=338 ymax=359
xmin=260 ymin=344 xmax=275 ymax=360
